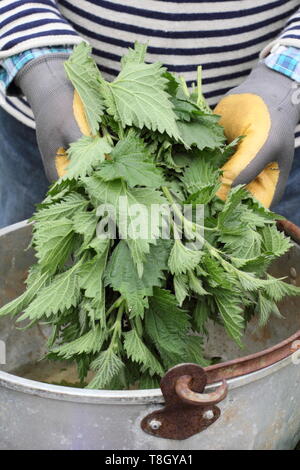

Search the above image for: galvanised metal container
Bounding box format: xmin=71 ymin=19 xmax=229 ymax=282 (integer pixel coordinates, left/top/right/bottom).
xmin=0 ymin=220 xmax=300 ymax=450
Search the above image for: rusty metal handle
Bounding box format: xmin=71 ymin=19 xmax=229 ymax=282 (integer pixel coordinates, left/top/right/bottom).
xmin=175 ymin=375 xmax=228 ymax=406
xmin=141 ymin=364 xmax=229 ymax=440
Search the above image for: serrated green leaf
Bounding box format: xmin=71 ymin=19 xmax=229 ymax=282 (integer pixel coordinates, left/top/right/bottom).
xmin=65 ymin=136 xmax=112 ymax=180
xmin=98 ymin=133 xmax=165 ymax=188
xmin=105 ymin=240 xmax=171 ymax=316
xmin=183 ymin=335 xmax=210 ymax=366
xmin=256 ymin=292 xmax=282 ymax=327
xmin=202 ymin=255 xmax=233 ymax=289
xmin=168 ymin=240 xmax=202 ymax=275
xmin=64 ymin=42 xmax=105 ymax=134
xmin=181 ymin=155 xmax=220 ymax=195
xmin=52 ymin=325 xmax=106 ymax=359
xmin=18 ymin=263 xmax=81 ymax=322
xmin=264 ymin=276 xmax=300 ymax=302
xmin=88 ymin=349 xmax=124 ymax=389
xmin=0 ymin=271 xmax=49 ymax=318
xmin=78 ymin=243 xmax=109 ymax=298
xmin=124 ymin=329 xmax=164 ymax=376
xmin=145 ymin=288 xmax=190 ymax=356
xmin=121 ymin=41 xmax=147 ymax=68
xmin=174 ymin=274 xmax=189 ymax=306
xmin=33 ymin=193 xmax=88 ymax=222
xmin=106 ymin=62 xmax=180 ymax=139
xmin=178 ymin=113 xmax=226 ymax=150
xmin=261 ymin=225 xmax=292 ymax=257
xmin=193 ymin=298 xmax=211 ymax=334
xmin=214 ymin=290 xmax=245 ymax=346
xmin=83 ymin=176 xmax=167 ymax=272
xmin=73 ymin=210 xmax=98 ymax=247
xmin=188 ymin=270 xmax=209 ymax=295
xmin=33 ymin=218 xmax=76 ymax=274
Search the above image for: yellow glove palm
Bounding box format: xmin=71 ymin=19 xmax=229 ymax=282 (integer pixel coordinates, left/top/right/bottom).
xmin=214 ymin=63 xmax=299 ymax=208
xmin=215 ymin=93 xmax=278 ymax=208
xmin=55 ymin=90 xmax=91 ymax=178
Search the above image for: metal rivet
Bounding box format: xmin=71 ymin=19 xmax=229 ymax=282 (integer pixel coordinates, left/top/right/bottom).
xmin=290 ymin=267 xmax=297 ymax=279
xmin=149 ymin=419 xmax=162 ymax=430
xmin=203 ymin=410 xmax=214 ymax=420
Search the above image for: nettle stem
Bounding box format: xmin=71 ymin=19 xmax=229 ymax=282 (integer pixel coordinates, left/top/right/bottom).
xmin=109 ymin=300 xmax=125 ymax=350
xmin=105 ymin=296 xmax=124 ymax=318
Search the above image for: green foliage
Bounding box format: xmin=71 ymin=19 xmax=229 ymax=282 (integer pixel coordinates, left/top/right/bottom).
xmin=64 ymin=42 xmax=105 ymax=134
xmin=65 ymin=136 xmax=112 ymax=179
xmin=1 ymin=42 xmax=299 ymax=389
xmin=98 ymin=132 xmax=165 ymax=188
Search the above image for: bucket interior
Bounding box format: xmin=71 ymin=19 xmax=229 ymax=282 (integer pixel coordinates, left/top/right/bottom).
xmin=1 ymin=222 xmax=300 ymax=386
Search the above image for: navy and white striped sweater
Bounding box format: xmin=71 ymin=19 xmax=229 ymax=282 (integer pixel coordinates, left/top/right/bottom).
xmin=1 ymin=1 xmax=300 ymax=142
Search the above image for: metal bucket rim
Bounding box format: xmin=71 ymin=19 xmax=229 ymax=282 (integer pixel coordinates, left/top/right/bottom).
xmin=0 ymin=354 xmax=294 ymax=405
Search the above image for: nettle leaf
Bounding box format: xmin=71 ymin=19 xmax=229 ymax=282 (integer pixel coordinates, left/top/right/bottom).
xmin=0 ymin=271 xmax=49 ymax=318
xmin=188 ymin=270 xmax=209 ymax=296
xmin=64 ymin=42 xmax=105 ymax=134
xmin=185 ymin=184 xmax=220 ymax=205
xmin=88 ymin=350 xmax=124 ymax=389
xmin=213 ymin=289 xmax=245 ymax=346
xmin=106 ymin=62 xmax=180 ymax=139
xmin=168 ymin=240 xmax=203 ymax=275
xmin=218 ymin=185 xmax=249 ymax=228
xmin=121 ymin=41 xmax=147 ymax=67
xmin=33 ymin=218 xmax=76 ymax=273
xmin=256 ymin=292 xmax=282 ymax=327
xmin=202 ymin=256 xmax=233 ymax=290
xmin=78 ymin=244 xmax=109 ymax=298
xmin=184 ymin=335 xmax=210 ymax=366
xmin=105 ymin=240 xmax=171 ymax=313
xmin=263 ymin=276 xmax=300 ymax=302
xmin=123 ymin=329 xmax=164 ymax=376
xmin=181 ymin=155 xmax=220 ymax=195
xmin=98 ymin=133 xmax=165 ymax=188
xmin=261 ymin=225 xmax=292 ymax=257
xmin=178 ymin=113 xmax=226 ymax=150
xmin=174 ymin=274 xmax=189 ymax=306
xmin=83 ymin=176 xmax=167 ymax=273
xmin=221 ymin=228 xmax=262 ymax=260
xmin=18 ymin=264 xmax=81 ymax=322
xmin=145 ymin=288 xmax=190 ymax=356
xmin=73 ymin=210 xmax=98 ymax=246
xmin=52 ymin=325 xmax=106 ymax=359
xmin=193 ymin=298 xmax=211 ymax=334
xmin=234 ymin=269 xmax=277 ymax=292
xmin=33 ymin=193 xmax=89 ymax=222
xmin=65 ymin=136 xmax=112 ymax=180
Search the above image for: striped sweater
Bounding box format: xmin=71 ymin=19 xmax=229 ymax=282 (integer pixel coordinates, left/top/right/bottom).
xmin=1 ymin=1 xmax=300 ymax=142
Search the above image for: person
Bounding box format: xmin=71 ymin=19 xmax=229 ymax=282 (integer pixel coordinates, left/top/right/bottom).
xmin=1 ymin=1 xmax=300 ymax=228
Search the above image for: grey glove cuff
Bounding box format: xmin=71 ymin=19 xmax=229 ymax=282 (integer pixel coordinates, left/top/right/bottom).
xmin=15 ymin=54 xmax=72 ymax=118
xmin=231 ymin=62 xmax=300 ymax=126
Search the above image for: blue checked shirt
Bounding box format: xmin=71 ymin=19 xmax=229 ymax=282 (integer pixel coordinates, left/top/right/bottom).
xmin=0 ymin=47 xmax=73 ymax=94
xmin=265 ymin=45 xmax=300 ymax=82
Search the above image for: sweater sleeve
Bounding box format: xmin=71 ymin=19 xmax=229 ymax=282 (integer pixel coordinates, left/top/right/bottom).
xmin=0 ymin=0 xmax=83 ymax=60
xmin=261 ymin=7 xmax=300 ymax=57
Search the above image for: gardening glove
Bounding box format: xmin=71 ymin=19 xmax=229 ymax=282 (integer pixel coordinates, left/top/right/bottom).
xmin=15 ymin=54 xmax=90 ymax=181
xmin=214 ymin=62 xmax=300 ymax=208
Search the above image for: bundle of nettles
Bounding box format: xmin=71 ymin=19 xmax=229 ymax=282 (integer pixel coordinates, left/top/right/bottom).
xmin=1 ymin=42 xmax=299 ymax=389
